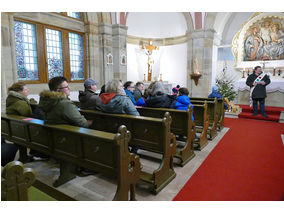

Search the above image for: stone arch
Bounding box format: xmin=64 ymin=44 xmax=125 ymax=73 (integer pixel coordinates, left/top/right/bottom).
xmin=125 ymin=12 xmax=193 ymax=34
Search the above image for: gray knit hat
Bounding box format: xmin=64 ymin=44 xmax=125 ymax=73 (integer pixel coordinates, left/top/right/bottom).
xmin=84 ymin=78 xmax=98 ymax=88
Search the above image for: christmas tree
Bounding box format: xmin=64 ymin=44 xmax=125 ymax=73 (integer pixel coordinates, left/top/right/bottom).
xmin=215 ymin=67 xmax=237 ymax=101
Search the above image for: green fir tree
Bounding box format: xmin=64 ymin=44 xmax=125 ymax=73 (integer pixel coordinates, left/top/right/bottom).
xmin=215 ymin=67 xmax=237 ymax=101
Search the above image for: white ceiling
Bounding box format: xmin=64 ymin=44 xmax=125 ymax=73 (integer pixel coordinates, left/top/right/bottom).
xmin=126 ymin=12 xmax=187 ymax=38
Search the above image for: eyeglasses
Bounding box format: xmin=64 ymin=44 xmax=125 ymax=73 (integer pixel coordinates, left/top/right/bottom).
xmin=58 ymin=85 xmax=70 ymax=89
xmin=129 ymin=86 xmax=135 ymax=88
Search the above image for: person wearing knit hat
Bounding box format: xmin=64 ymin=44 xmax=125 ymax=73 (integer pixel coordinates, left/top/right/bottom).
xmin=78 ymin=78 xmax=102 ymax=110
xmin=208 ymin=85 xmax=228 ymax=110
xmin=172 ymin=85 xmax=180 ymax=96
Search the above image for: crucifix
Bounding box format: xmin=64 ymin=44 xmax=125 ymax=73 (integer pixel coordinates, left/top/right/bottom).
xmin=142 ymin=39 xmax=159 ymax=82
xmin=260 ymin=61 xmax=269 ymax=69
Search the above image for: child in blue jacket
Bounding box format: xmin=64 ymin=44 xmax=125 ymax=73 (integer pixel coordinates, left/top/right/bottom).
xmin=171 ymin=87 xmax=194 ymax=121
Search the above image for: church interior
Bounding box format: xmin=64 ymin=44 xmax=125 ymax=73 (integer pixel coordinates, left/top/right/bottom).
xmin=1 ymin=8 xmax=284 ymax=205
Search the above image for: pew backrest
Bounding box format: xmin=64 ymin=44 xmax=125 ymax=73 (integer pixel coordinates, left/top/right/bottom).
xmin=190 ymin=99 xmax=217 ymax=125
xmin=1 ymin=113 xmax=140 ymax=201
xmin=79 ymin=109 xmax=172 ymax=154
xmin=136 ymin=105 xmax=194 ymax=136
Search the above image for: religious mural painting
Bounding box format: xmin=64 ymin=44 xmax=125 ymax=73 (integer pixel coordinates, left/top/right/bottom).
xmin=232 ymin=13 xmax=284 ymax=69
xmin=244 ymin=17 xmax=284 ymax=61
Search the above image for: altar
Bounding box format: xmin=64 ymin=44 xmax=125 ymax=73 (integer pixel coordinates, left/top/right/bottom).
xmin=234 ymin=78 xmax=284 ymax=107
xmin=143 ymin=81 xmax=173 ymax=95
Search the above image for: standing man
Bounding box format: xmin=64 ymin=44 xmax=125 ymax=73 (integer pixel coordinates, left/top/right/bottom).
xmin=246 ymin=66 xmax=271 ymax=117
xmin=39 ymin=76 xmax=91 ymax=127
xmin=78 ymin=78 xmax=102 ymax=110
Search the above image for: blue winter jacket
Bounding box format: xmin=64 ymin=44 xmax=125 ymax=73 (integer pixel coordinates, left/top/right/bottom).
xmin=175 ymin=95 xmax=194 ymax=121
xmin=124 ymin=89 xmax=136 ymax=105
xmin=208 ymin=91 xmax=228 ymax=110
xmin=208 ymin=91 xmax=222 ymax=99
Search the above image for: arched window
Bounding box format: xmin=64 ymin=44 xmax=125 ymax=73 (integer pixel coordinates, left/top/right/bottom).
xmin=14 ymin=19 xmax=86 ymax=83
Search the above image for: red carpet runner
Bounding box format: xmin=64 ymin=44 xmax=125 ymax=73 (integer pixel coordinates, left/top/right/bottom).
xmin=238 ymin=105 xmax=284 ymax=122
xmin=173 ymin=117 xmax=284 ymax=201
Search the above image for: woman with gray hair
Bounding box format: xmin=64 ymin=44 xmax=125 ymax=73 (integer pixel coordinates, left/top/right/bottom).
xmin=145 ymin=81 xmax=175 ymax=108
xmin=100 ymin=79 xmax=139 ymax=116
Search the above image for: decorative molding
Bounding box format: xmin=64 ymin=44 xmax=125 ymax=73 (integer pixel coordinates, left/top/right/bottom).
xmin=126 ymin=33 xmax=189 ymax=46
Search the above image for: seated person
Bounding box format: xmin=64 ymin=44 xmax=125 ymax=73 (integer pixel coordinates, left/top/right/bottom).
xmin=6 ymin=82 xmax=33 ymax=117
xmin=124 ymin=81 xmax=136 ymax=105
xmin=1 ymin=137 xmax=18 ymax=167
xmin=6 ymin=82 xmax=45 ymax=159
xmin=145 ymin=81 xmax=175 ymax=108
xmin=208 ymin=85 xmax=228 ymax=110
xmin=133 ymin=81 xmax=146 ymax=107
xmin=133 ymin=82 xmax=144 ymax=102
xmin=78 ymin=78 xmax=102 ymax=110
xmin=38 ymin=76 xmax=91 ymax=128
xmin=100 ymin=79 xmax=140 ymax=116
xmin=143 ymin=81 xmax=157 ymax=99
xmin=172 ymin=85 xmax=180 ymax=97
xmin=171 ymin=87 xmax=194 ymax=121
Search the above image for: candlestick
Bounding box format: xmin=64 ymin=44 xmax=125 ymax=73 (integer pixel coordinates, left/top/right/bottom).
xmin=143 ymin=74 xmax=146 ymax=82
xmin=273 ymin=67 xmax=276 ymax=76
xmin=278 ymin=69 xmax=281 ymax=76
xmin=242 ymin=70 xmax=245 ymax=78
xmin=247 ymin=68 xmax=250 ymax=76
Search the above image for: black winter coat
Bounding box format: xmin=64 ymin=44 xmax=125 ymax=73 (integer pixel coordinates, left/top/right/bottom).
xmin=78 ymin=89 xmax=102 ymax=110
xmin=246 ymin=72 xmax=271 ymax=99
xmin=145 ymin=92 xmax=175 ymax=108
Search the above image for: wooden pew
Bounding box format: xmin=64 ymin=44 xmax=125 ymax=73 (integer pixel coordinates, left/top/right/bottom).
xmin=191 ymin=102 xmax=209 ymax=150
xmin=190 ymin=98 xmax=218 ymax=140
xmin=190 ymin=97 xmax=225 ymax=131
xmin=136 ymin=105 xmax=196 ymax=167
xmin=2 ymin=161 xmax=36 ymax=201
xmin=2 ymin=161 xmax=75 ymax=201
xmin=1 ymin=113 xmax=140 ymax=201
xmin=78 ymin=109 xmax=176 ymax=194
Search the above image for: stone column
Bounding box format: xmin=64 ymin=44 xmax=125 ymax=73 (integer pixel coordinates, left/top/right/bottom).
xmin=112 ymin=24 xmax=128 ymax=82
xmin=1 ymin=13 xmax=17 ymax=112
xmin=98 ymin=23 xmax=113 ymax=84
xmin=85 ymin=21 xmax=102 ymax=86
xmin=187 ymin=29 xmax=215 ymax=97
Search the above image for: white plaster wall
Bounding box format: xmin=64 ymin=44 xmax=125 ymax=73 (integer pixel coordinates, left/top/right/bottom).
xmin=126 ymin=12 xmax=187 ymax=38
xmin=127 ymin=42 xmax=187 ymax=87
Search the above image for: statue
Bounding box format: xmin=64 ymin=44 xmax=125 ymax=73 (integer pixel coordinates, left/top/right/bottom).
xmin=193 ymin=57 xmax=200 ymax=74
xmin=142 ymin=40 xmax=159 ymax=81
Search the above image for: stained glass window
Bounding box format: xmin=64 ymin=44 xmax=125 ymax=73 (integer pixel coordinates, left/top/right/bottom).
xmin=14 ymin=21 xmax=39 ymax=81
xmin=67 ymin=12 xmax=82 ymax=20
xmin=45 ymin=28 xmax=64 ymax=80
xmin=69 ymin=32 xmax=85 ymax=80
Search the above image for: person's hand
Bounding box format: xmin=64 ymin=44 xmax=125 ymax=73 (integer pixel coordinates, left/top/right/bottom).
xmin=260 ymin=81 xmax=265 ymax=85
xmin=87 ymin=120 xmax=93 ymax=126
xmin=253 ymin=82 xmax=257 ymax=86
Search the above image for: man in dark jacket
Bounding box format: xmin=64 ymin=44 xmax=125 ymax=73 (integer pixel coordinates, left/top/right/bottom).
xmin=133 ymin=82 xmax=144 ymax=102
xmin=246 ymin=66 xmax=271 ymax=117
xmin=78 ymin=78 xmax=102 ymax=110
xmin=39 ymin=76 xmax=90 ymax=127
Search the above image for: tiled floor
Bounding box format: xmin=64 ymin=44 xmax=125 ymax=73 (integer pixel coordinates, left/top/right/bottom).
xmin=24 ymin=127 xmax=229 ymax=201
